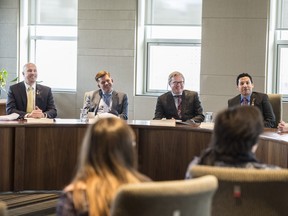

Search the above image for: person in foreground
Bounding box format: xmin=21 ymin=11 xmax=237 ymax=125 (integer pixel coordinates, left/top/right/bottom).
xmin=186 ymin=106 xmax=280 ymax=178
xmin=228 ymin=73 xmax=275 ymax=128
xmin=56 ymin=117 xmax=150 ymax=216
xmin=6 ymin=63 xmax=57 ymax=119
xmin=83 ymin=70 xmax=128 ymax=119
xmin=154 ymin=71 xmax=205 ymax=123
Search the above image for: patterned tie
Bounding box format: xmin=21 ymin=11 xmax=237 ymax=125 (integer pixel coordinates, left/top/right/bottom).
xmin=242 ymin=97 xmax=248 ymax=106
xmin=26 ymin=87 xmax=34 ymax=112
xmin=177 ymin=96 xmax=182 ymax=118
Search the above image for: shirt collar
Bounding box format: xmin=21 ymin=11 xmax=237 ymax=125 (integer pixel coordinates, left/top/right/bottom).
xmin=24 ymin=82 xmax=36 ymax=90
xmin=241 ymin=94 xmax=251 ymax=102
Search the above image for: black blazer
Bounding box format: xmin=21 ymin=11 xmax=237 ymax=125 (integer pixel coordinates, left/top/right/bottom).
xmin=6 ymin=81 xmax=57 ymax=119
xmin=154 ymin=90 xmax=205 ymax=122
xmin=228 ymin=91 xmax=275 ymax=128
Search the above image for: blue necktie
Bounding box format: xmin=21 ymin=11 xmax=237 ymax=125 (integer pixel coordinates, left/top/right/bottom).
xmin=103 ymin=94 xmax=111 ymax=106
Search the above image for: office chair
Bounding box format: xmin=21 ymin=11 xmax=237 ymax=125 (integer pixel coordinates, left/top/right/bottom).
xmin=267 ymin=94 xmax=282 ymax=127
xmin=190 ymin=165 xmax=288 ymax=216
xmin=111 ymin=175 xmax=218 ymax=216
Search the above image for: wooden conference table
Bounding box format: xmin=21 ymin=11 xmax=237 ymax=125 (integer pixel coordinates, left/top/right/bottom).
xmin=1 ymin=119 xmax=288 ymax=192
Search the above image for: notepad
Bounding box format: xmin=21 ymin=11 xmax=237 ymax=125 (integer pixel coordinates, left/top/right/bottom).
xmin=149 ymin=119 xmax=176 ymax=127
xmin=25 ymin=118 xmax=54 ymax=123
xmin=0 ymin=113 xmax=19 ymax=121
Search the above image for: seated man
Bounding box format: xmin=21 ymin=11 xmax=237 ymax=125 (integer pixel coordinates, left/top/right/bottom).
xmin=83 ymin=70 xmax=128 ymax=120
xmin=6 ymin=63 xmax=57 ymax=119
xmin=153 ymin=71 xmax=204 ymax=123
xmin=228 ymin=73 xmax=275 ymax=128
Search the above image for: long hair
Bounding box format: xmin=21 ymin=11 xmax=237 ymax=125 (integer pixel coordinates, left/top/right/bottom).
xmin=199 ymin=106 xmax=264 ymax=165
xmin=68 ymin=118 xmax=144 ymax=215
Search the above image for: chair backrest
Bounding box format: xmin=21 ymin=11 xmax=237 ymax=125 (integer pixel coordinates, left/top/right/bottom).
xmin=111 ymin=175 xmax=218 ymax=216
xmin=267 ymin=93 xmax=282 ymax=127
xmin=190 ymin=165 xmax=288 ymax=216
xmin=0 ymin=201 xmax=7 ymax=216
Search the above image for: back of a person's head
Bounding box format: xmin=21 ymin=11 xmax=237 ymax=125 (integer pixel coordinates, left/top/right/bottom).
xmin=72 ymin=117 xmax=142 ymax=216
xmin=212 ymin=106 xmax=264 ymax=155
xmin=79 ymin=117 xmax=136 ymax=177
xmin=0 ymin=201 xmax=7 ymax=216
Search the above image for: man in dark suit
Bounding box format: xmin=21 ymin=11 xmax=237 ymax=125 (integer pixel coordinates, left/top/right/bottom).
xmin=228 ymin=73 xmax=275 ymax=128
xmin=154 ymin=71 xmax=205 ymax=123
xmin=83 ymin=70 xmax=128 ymax=120
xmin=6 ymin=63 xmax=57 ymax=119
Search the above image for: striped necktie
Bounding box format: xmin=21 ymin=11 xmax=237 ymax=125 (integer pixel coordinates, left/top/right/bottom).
xmin=176 ymin=96 xmax=182 ymax=118
xmin=242 ymin=97 xmax=248 ymax=106
xmin=26 ymin=87 xmax=34 ymax=112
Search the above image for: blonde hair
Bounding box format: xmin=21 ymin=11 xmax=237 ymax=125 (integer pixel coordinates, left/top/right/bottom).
xmin=67 ymin=118 xmax=145 ymax=215
xmin=95 ymin=70 xmax=111 ymax=82
xmin=168 ymin=71 xmax=185 ymax=85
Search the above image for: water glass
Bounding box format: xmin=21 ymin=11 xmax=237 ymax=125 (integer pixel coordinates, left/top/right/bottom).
xmin=80 ymin=108 xmax=88 ymax=123
xmin=204 ymin=112 xmax=213 ymax=123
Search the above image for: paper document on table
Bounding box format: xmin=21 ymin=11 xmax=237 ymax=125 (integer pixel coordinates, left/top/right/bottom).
xmin=25 ymin=118 xmax=54 ymax=123
xmin=176 ymin=119 xmax=201 ymax=127
xmin=150 ymin=119 xmax=176 ymax=127
xmin=0 ymin=113 xmax=19 ymax=121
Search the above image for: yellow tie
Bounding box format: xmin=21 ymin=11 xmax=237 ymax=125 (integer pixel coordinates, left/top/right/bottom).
xmin=26 ymin=87 xmax=34 ymax=112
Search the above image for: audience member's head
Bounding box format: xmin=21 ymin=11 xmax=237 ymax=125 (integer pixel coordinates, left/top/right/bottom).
xmin=0 ymin=201 xmax=7 ymax=216
xmin=199 ymin=106 xmax=264 ymax=165
xmin=62 ymin=117 xmax=148 ymax=216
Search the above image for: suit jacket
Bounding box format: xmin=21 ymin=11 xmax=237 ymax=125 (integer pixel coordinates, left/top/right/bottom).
xmin=83 ymin=89 xmax=128 ymax=120
xmin=154 ymin=90 xmax=205 ymax=122
xmin=228 ymin=91 xmax=275 ymax=128
xmin=6 ymin=81 xmax=57 ymax=119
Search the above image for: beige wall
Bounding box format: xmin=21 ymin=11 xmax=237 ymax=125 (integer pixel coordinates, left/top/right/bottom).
xmin=0 ymin=0 xmax=287 ymax=121
xmin=200 ymin=0 xmax=270 ymax=117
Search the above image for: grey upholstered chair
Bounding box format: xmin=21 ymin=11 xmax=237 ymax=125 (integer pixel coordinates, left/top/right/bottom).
xmin=0 ymin=201 xmax=7 ymax=216
xmin=190 ymin=165 xmax=288 ymax=216
xmin=268 ymin=93 xmax=282 ymax=127
xmin=111 ymin=175 xmax=218 ymax=216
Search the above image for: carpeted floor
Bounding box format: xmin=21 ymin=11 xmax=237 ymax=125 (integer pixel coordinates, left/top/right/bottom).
xmin=0 ymin=191 xmax=61 ymax=216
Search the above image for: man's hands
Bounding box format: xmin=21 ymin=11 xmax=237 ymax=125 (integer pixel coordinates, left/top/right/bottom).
xmin=27 ymin=106 xmax=45 ymax=118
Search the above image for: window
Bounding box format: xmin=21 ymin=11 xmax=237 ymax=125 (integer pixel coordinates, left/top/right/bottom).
xmin=274 ymin=0 xmax=288 ymax=97
xmin=136 ymin=0 xmax=202 ymax=95
xmin=20 ymin=0 xmax=77 ymax=91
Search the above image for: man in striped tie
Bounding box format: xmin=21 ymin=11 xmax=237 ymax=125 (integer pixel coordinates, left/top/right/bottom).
xmin=153 ymin=71 xmax=205 ymax=123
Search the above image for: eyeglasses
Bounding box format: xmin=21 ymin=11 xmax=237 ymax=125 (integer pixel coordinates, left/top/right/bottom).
xmin=171 ymin=81 xmax=184 ymax=85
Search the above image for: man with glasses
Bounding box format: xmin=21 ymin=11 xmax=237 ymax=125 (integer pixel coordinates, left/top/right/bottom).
xmin=153 ymin=71 xmax=205 ymax=122
xmin=83 ymin=70 xmax=128 ymax=120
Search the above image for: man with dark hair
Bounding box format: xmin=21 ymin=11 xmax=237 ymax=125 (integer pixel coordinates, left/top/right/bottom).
xmin=228 ymin=73 xmax=275 ymax=128
xmin=186 ymin=106 xmax=280 ymax=179
xmin=83 ymin=70 xmax=128 ymax=120
xmin=153 ymin=71 xmax=204 ymax=123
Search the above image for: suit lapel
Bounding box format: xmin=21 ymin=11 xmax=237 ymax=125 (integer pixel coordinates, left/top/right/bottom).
xmin=19 ymin=82 xmax=27 ymax=108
